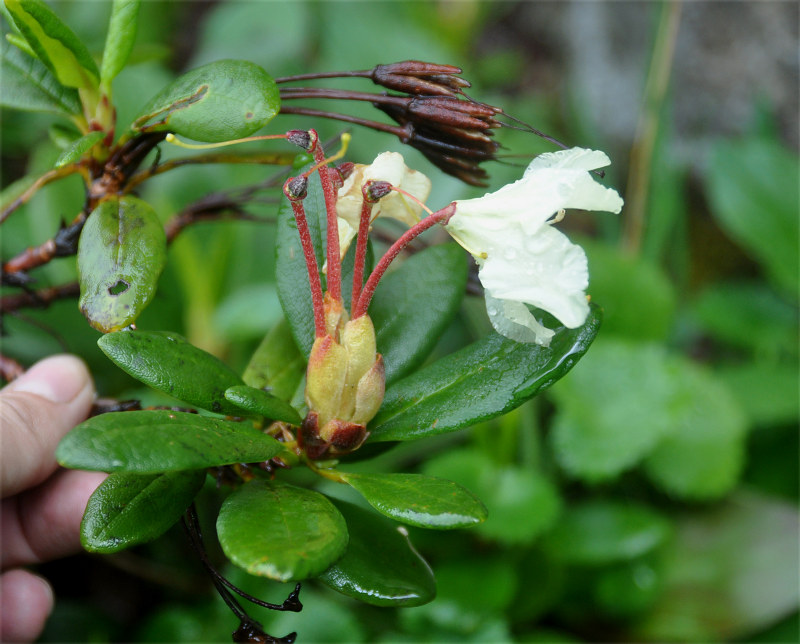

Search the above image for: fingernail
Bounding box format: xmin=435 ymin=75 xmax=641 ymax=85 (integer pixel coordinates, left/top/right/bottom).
xmin=8 ymin=355 xmax=91 ymax=404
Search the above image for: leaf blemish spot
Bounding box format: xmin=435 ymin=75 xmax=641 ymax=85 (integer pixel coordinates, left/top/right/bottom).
xmin=108 ymin=280 xmax=130 ymax=296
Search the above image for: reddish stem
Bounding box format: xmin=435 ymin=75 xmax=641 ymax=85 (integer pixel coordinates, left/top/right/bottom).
xmin=352 ymin=203 xmax=456 ymax=318
xmin=351 ymin=198 xmax=374 ymax=311
xmin=311 ymin=138 xmax=342 ymax=302
xmin=289 ymin=199 xmax=326 ymax=338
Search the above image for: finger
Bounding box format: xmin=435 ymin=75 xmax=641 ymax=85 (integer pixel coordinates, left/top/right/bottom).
xmin=0 ymin=568 xmax=54 ymax=643
xmin=1 ymin=469 xmax=107 ymax=569
xmin=1 ymin=355 xmax=95 ymax=497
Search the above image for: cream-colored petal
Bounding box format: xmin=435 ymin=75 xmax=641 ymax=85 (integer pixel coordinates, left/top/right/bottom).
xmin=477 ymin=225 xmax=590 ymax=329
xmin=484 ymin=291 xmax=555 ymax=346
xmin=525 ymin=147 xmax=611 ymax=173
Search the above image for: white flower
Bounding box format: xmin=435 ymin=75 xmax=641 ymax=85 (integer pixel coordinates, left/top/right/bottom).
xmin=335 ymin=152 xmax=431 ymax=259
xmin=445 ymin=147 xmax=624 ymax=345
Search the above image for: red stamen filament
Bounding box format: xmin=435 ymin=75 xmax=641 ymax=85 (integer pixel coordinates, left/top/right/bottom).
xmin=311 ymin=136 xmax=343 ymax=303
xmin=351 ymin=198 xmax=374 ymax=310
xmin=289 ymin=198 xmax=326 ymax=337
xmin=352 ymin=203 xmax=456 ymax=319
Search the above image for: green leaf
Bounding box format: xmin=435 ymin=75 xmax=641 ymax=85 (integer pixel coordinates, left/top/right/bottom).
xmin=369 ymin=305 xmax=602 ymax=442
xmin=340 ymin=472 xmax=486 ymax=530
xmin=691 ymin=281 xmax=798 ymax=358
xmin=422 ymin=448 xmax=561 ymax=545
xmin=100 ymin=0 xmax=140 ymax=85
xmin=318 ymin=501 xmax=435 ymax=607
xmin=5 ymin=0 xmax=99 ymax=89
xmin=717 ymin=363 xmax=799 ymax=428
xmin=549 ymin=340 xmax=681 ymax=482
xmin=217 ymin=480 xmax=347 ymax=582
xmin=54 ymin=130 xmax=103 ymax=167
xmin=81 ymin=469 xmax=205 ymax=552
xmin=242 ymin=318 xmax=305 ymax=400
xmin=78 ymin=196 xmax=167 ymax=333
xmin=582 ymin=239 xmax=676 ymax=342
xmin=707 ymin=136 xmax=800 ymax=294
xmin=56 ymin=410 xmax=285 ymax=473
xmin=0 ymin=39 xmax=81 ymax=115
xmin=631 ymin=491 xmax=800 ymax=642
xmin=643 ymin=362 xmax=747 ymax=500
xmin=131 ymin=59 xmax=279 ymax=142
xmin=542 ymin=500 xmax=672 ymax=566
xmin=97 ymin=329 xmax=244 ymax=415
xmin=370 ymin=243 xmax=467 ymax=385
xmin=223 ymin=385 xmax=302 ymax=425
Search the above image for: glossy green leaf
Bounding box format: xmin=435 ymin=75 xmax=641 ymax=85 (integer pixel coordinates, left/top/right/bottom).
xmin=369 ymin=305 xmax=601 ymax=442
xmin=370 ymin=243 xmax=467 ymax=385
xmin=707 ymin=136 xmax=800 ymax=294
xmin=224 ymin=385 xmax=302 ymax=425
xmin=100 ymin=0 xmax=140 ymax=85
xmin=57 ymin=410 xmax=285 ymax=473
xmin=643 ymin=363 xmax=747 ymax=500
xmin=422 ymin=448 xmax=561 ymax=545
xmin=217 ymin=481 xmax=347 ymax=582
xmin=54 ymin=130 xmax=103 ymax=167
xmin=543 ymin=501 xmax=672 ymax=566
xmin=131 ymin=59 xmax=279 ymax=142
xmin=242 ymin=318 xmax=305 ymax=401
xmin=0 ymin=40 xmax=81 ymax=115
xmin=81 ymin=470 xmax=205 ymax=553
xmin=318 ymin=501 xmax=435 ymax=607
xmin=78 ymin=196 xmax=166 ymax=333
xmin=5 ymin=0 xmax=99 ymax=89
xmin=341 ymin=472 xmax=486 ymax=529
xmin=98 ymin=329 xmax=244 ymax=415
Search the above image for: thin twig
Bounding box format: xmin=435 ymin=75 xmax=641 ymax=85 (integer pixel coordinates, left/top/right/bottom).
xmin=623 ymin=1 xmax=682 ymax=255
xmin=1 ymin=165 xmax=88 ymax=224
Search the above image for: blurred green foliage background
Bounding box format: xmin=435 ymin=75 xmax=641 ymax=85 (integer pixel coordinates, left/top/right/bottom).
xmin=2 ymin=1 xmax=798 ymax=642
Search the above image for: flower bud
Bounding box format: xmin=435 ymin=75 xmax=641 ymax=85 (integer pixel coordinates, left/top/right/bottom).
xmin=301 ymin=314 xmax=385 ymax=459
xmin=304 ymin=335 xmax=348 ymax=428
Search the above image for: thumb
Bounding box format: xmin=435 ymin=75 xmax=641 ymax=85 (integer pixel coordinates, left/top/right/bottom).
xmin=1 ymin=355 xmax=95 ymax=498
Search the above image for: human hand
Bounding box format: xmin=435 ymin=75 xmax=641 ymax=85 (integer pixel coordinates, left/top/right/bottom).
xmin=0 ymin=355 xmax=104 ymax=642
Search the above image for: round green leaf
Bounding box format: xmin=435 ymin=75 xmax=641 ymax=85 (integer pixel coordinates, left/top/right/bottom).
xmin=542 ymin=501 xmax=672 ymax=566
xmin=549 ymin=340 xmax=681 ymax=482
xmin=224 ymin=385 xmax=302 ymax=425
xmin=78 ymin=196 xmax=167 ymax=333
xmin=131 ymin=59 xmax=280 ymax=142
xmin=422 ymin=448 xmax=561 ymax=545
xmin=98 ymin=330 xmax=244 ymax=415
xmin=217 ymin=481 xmax=347 ymax=582
xmin=56 ymin=410 xmax=286 ymax=473
xmin=369 ymin=306 xmax=601 ymax=442
xmin=643 ymin=363 xmax=747 ymax=500
xmin=341 ymin=472 xmax=486 ymax=530
xmin=81 ymin=470 xmax=206 ymax=553
xmin=318 ymin=501 xmax=435 ymax=607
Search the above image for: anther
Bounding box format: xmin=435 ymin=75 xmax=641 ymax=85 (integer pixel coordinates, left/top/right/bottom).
xmin=283 ymin=176 xmax=308 ymax=201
